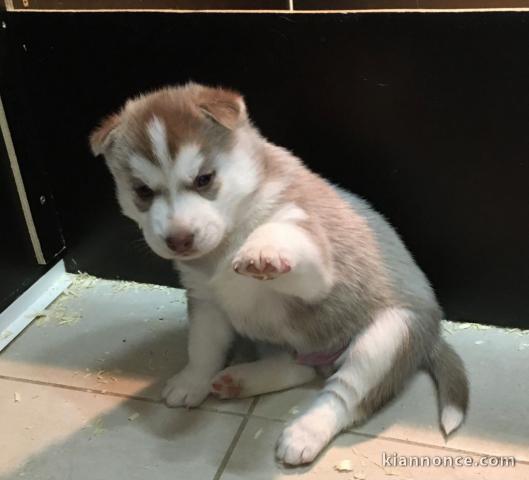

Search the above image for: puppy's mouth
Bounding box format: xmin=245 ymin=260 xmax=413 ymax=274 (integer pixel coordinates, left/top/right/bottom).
xmin=164 ymin=242 xmax=214 ymax=261
xmin=171 ymin=249 xmax=199 ymax=260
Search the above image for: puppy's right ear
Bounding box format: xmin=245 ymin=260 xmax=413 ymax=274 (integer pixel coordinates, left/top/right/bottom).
xmin=89 ymin=113 xmax=121 ymax=156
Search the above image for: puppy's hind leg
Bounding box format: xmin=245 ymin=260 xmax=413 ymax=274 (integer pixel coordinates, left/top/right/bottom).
xmin=276 ymin=307 xmax=414 ymax=466
xmin=211 ymin=353 xmax=317 ymax=399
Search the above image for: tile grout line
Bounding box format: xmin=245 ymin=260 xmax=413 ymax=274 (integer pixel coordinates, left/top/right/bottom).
xmin=0 ymin=373 xmax=248 ymax=419
xmin=3 ymin=371 xmax=527 ymax=466
xmin=212 ymin=397 xmax=259 ymax=480
xmin=345 ymin=430 xmax=529 ymax=465
xmin=0 ymin=374 xmax=168 ymax=404
xmin=245 ymin=412 xmax=529 ymax=465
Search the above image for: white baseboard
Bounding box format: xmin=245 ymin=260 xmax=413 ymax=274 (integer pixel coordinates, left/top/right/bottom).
xmin=0 ymin=260 xmax=72 ymax=352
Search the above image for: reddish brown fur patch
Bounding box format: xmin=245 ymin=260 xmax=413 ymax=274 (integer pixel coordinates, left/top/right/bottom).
xmin=195 ymin=86 xmax=246 ymax=130
xmin=89 ymin=113 xmax=121 ymax=155
xmin=123 ymin=88 xmax=205 ymax=163
xmin=116 ymin=84 xmax=246 ymax=165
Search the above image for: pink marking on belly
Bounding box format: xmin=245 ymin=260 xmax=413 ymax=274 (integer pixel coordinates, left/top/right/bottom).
xmin=296 ymin=344 xmax=349 ymax=367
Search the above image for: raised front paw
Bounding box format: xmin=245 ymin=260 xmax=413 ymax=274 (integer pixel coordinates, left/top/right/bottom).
xmin=161 ymin=368 xmax=211 ymax=408
xmin=232 ymin=244 xmax=293 ymax=280
xmin=276 ymin=419 xmax=330 ymax=466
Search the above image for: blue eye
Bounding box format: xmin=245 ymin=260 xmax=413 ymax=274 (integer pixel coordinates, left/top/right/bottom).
xmin=134 ymin=184 xmax=154 ymax=200
xmin=194 ymin=172 xmax=214 ymax=189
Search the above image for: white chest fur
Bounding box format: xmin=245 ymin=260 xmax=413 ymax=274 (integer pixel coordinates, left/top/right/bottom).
xmin=210 ymin=268 xmax=297 ymax=345
xmin=182 ymin=262 xmax=298 ymax=347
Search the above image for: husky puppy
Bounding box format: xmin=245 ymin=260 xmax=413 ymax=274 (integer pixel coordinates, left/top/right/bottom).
xmin=90 ymin=83 xmax=469 ymax=465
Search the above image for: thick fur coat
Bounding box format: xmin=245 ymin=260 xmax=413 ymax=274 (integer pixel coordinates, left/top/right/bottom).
xmin=90 ymin=83 xmax=469 ymax=465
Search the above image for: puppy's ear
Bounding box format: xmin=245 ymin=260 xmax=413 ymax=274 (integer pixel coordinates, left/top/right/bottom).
xmin=89 ymin=113 xmax=121 ymax=156
xmin=195 ymin=86 xmax=247 ymax=130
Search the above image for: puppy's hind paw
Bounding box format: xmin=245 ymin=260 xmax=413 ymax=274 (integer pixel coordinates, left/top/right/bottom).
xmin=211 ymin=372 xmax=242 ymax=399
xmin=275 ymin=421 xmax=329 ymax=466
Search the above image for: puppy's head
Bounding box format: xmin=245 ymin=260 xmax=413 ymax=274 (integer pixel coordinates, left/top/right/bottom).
xmin=90 ymin=83 xmax=260 ymax=261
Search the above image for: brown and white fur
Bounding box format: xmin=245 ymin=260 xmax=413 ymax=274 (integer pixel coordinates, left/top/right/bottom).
xmin=90 ymin=83 xmax=469 ymax=466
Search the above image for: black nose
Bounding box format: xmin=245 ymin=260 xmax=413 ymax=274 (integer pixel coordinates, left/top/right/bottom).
xmin=165 ymin=231 xmax=194 ymax=254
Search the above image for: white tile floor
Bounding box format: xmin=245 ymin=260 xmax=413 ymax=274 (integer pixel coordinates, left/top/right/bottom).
xmin=1 ymin=273 xmax=528 ymax=479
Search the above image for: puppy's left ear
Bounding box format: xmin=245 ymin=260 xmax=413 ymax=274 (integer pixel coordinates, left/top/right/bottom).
xmin=89 ymin=113 xmax=121 ymax=156
xmin=196 ymin=86 xmax=247 ymax=130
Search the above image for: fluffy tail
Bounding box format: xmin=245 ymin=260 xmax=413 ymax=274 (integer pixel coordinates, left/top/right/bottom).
xmin=425 ymin=337 xmax=469 ymax=436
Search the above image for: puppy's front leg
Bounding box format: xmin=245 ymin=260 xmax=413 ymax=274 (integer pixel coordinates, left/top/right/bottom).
xmin=233 ymin=221 xmax=332 ymax=301
xmin=162 ymin=299 xmax=234 ymax=408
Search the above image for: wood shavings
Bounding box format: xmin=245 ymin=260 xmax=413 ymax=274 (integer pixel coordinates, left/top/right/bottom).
xmin=441 ymin=320 xmax=459 ymax=335
xmin=353 ymin=472 xmax=366 ymax=480
xmin=148 ymin=358 xmax=156 ymax=371
xmin=169 ymin=298 xmax=186 ymax=304
xmin=474 ymin=340 xmax=485 ymax=345
xmin=14 ymin=392 xmax=21 ymax=403
xmin=288 ymin=406 xmax=300 ymax=415
xmin=474 ymin=324 xmax=492 ymax=330
xmin=128 ymin=412 xmax=140 ymax=421
xmin=96 ymin=370 xmax=108 ymax=384
xmin=0 ymin=330 xmax=13 ymax=340
xmin=443 ymin=320 xmax=492 ymax=332
xmin=111 ymin=282 xmax=134 ymax=293
xmin=72 ymin=272 xmax=98 ymax=289
xmin=95 ymin=370 xmax=117 ymax=384
xmin=334 ymin=459 xmax=353 ymax=472
xmin=110 ymin=279 xmax=173 ymax=295
xmin=61 ymin=288 xmax=79 ymax=297
xmin=506 ymin=327 xmax=529 ymax=336
xmin=58 ymin=272 xmax=98 ymax=300
xmin=253 ymin=428 xmax=263 ymax=439
xmin=455 ymin=322 xmax=472 ymax=330
xmin=57 ymin=312 xmax=82 ymax=326
xmin=442 ymin=320 xmax=529 ymax=337
xmin=90 ymin=418 xmax=106 ymax=436
xmin=33 ymin=307 xmax=81 ymax=327
xmin=351 ymin=448 xmax=411 ymax=480
xmin=34 ymin=310 xmax=51 ymax=326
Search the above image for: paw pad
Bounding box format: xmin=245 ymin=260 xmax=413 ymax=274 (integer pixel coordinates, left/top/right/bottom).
xmin=211 ymin=373 xmax=242 ymax=399
xmin=233 ymin=247 xmax=292 ymax=280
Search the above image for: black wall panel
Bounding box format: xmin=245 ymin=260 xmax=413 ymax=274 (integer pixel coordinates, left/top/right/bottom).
xmin=1 ymin=12 xmax=528 ymax=327
xmin=1 ymin=15 xmax=66 ymax=265
xmin=0 ymin=130 xmax=47 ymax=311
